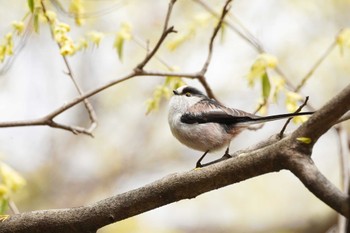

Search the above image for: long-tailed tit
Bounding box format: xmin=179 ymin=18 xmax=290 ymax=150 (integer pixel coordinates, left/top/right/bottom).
xmin=168 ymin=85 xmax=313 ymax=167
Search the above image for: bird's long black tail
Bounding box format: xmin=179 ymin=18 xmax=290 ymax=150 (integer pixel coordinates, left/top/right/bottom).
xmin=235 ymin=111 xmax=314 ymax=126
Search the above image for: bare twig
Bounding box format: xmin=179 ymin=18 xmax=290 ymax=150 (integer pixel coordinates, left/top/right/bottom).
xmin=135 ymin=0 xmax=177 ymax=71
xmin=245 ymin=99 xmax=269 ymax=131
xmin=252 ymin=99 xmax=267 ymax=115
xmin=0 ymin=0 xmax=181 ymax=134
xmin=41 ymin=1 xmax=98 ymax=135
xmin=292 ymin=84 xmax=350 ymax=147
xmin=279 ymin=96 xmax=309 ymax=138
xmin=336 ymin=111 xmax=350 ymax=124
xmin=49 ymin=0 xmax=123 ymax=18
xmin=294 ymin=41 xmax=337 ymax=92
xmin=61 ymin=56 xmax=98 ymax=131
xmin=1 ymin=130 xmax=349 ymax=232
xmin=0 ymin=73 xmax=134 ymax=133
xmin=335 ymin=127 xmax=350 ymax=232
xmin=132 ymin=35 xmax=174 ymax=71
xmin=200 ymin=134 xmax=282 ymax=167
xmin=8 ymin=200 xmax=20 ymax=215
xmin=0 ymin=0 xmax=235 ymax=134
xmin=0 ymin=15 xmax=33 ymax=75
xmin=199 ymin=0 xmax=231 ymax=76
xmin=2 ymin=56 xmax=350 ymax=233
xmin=193 ymin=0 xmax=262 ymax=52
xmin=135 ymin=27 xmax=177 ymax=71
xmin=193 ymin=0 xmax=317 ymax=111
xmin=193 ymin=4 xmax=348 ymax=227
xmin=196 ymin=0 xmax=232 ymax=100
xmin=285 ymin=150 xmax=349 ymax=220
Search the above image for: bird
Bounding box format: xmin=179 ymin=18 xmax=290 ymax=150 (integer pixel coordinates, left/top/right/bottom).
xmin=168 ymin=85 xmax=314 ymax=167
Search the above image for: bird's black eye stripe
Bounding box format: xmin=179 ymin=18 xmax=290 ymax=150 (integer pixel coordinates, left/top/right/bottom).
xmin=181 ymin=87 xmax=204 ymax=96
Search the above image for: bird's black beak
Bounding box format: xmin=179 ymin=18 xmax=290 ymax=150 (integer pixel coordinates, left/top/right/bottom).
xmin=173 ymin=90 xmax=179 ymax=95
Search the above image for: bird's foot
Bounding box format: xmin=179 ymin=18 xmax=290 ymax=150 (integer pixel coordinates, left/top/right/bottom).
xmin=195 ymin=150 xmax=209 ymax=168
xmin=222 ymin=147 xmax=232 ymax=159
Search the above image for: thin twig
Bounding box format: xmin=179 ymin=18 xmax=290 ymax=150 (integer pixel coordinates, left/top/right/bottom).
xmin=279 ymin=96 xmax=309 ymax=138
xmin=41 ymin=1 xmax=98 ymax=135
xmin=200 ymin=134 xmax=282 ymax=167
xmin=0 ymin=15 xmax=33 ymax=75
xmin=49 ymin=0 xmax=123 ymax=18
xmin=0 ymin=0 xmax=181 ymax=134
xmin=135 ymin=27 xmax=177 ymax=71
xmin=199 ymin=0 xmax=231 ymax=75
xmin=193 ymin=0 xmax=318 ymax=111
xmin=193 ymin=0 xmax=262 ymax=52
xmin=335 ymin=127 xmax=350 ymax=232
xmin=294 ymin=41 xmax=337 ymax=92
xmin=132 ymin=35 xmax=174 ymax=71
xmin=61 ymin=56 xmax=98 ymax=132
xmin=196 ymin=0 xmax=232 ymax=100
xmin=135 ymin=0 xmax=177 ymax=71
xmin=8 ymin=200 xmax=20 ymax=215
xmin=0 ymin=70 xmax=190 ymax=132
xmin=336 ymin=111 xmax=350 ymax=124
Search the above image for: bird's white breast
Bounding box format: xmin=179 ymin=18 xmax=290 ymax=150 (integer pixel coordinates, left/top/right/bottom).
xmin=168 ymin=95 xmax=232 ymax=152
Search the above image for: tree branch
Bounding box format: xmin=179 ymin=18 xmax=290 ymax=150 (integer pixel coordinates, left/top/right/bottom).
xmin=0 ymin=141 xmax=286 ymax=233
xmin=285 ymin=150 xmax=349 ymax=218
xmin=1 ymin=2 xmax=350 ymax=232
xmin=0 ymin=0 xmax=180 ymax=134
xmin=41 ymin=1 xmax=98 ymax=135
xmin=2 ymin=83 xmax=350 ymax=232
xmin=292 ymin=83 xmax=350 ymax=145
xmin=135 ymin=0 xmax=177 ymax=71
xmin=1 ymin=130 xmax=349 ymax=232
xmin=336 ymin=127 xmax=350 ymax=232
xmin=278 ymin=96 xmax=309 ymax=138
xmin=193 ymin=0 xmax=318 ymax=111
xmin=195 ymin=0 xmax=232 ymax=100
xmin=294 ymin=41 xmax=337 ymax=92
xmin=0 ymin=0 xmax=232 ymax=134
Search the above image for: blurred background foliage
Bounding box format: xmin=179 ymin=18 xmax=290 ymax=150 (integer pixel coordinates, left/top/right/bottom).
xmin=0 ymin=0 xmax=350 ymax=232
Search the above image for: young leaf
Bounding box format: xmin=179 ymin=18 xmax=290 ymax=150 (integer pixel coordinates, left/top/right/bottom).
xmin=27 ymin=0 xmax=34 ymax=13
xmin=114 ymin=35 xmax=124 ymax=60
xmin=296 ymin=137 xmax=312 ymax=144
xmin=261 ymin=72 xmax=271 ymax=100
xmin=0 ymin=214 xmax=9 ymax=222
xmin=0 ymin=198 xmax=8 ymax=214
xmin=336 ymin=28 xmax=350 ymax=56
xmin=114 ymin=23 xmax=132 ymax=60
xmin=33 ymin=12 xmax=40 ymax=33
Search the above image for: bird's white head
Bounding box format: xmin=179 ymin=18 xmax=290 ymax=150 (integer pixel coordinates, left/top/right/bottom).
xmin=168 ymin=85 xmax=207 ymax=115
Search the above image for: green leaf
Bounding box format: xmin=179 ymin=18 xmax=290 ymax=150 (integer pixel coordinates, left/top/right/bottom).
xmin=261 ymin=72 xmax=271 ymax=100
xmin=116 ymin=37 xmax=124 ymax=61
xmin=33 ymin=12 xmax=40 ymax=33
xmin=27 ymin=0 xmax=34 ymax=13
xmin=0 ymin=198 xmax=8 ymax=214
xmin=296 ymin=137 xmax=312 ymax=144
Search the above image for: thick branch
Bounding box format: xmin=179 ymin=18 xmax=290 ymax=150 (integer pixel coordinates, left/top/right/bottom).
xmin=1 ymin=133 xmax=349 ymax=233
xmin=0 ymin=142 xmax=285 ymax=233
xmin=292 ymin=83 xmax=350 ymax=145
xmin=284 ymin=150 xmax=349 ymax=218
xmin=3 ymin=81 xmax=350 ymax=231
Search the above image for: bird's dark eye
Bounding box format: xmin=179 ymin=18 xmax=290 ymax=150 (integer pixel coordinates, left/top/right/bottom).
xmin=185 ymin=92 xmax=191 ymax=97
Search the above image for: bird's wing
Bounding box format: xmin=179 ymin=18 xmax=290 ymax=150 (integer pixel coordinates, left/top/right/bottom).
xmin=180 ymin=99 xmax=256 ymax=125
xmin=181 ymin=98 xmax=313 ymax=125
